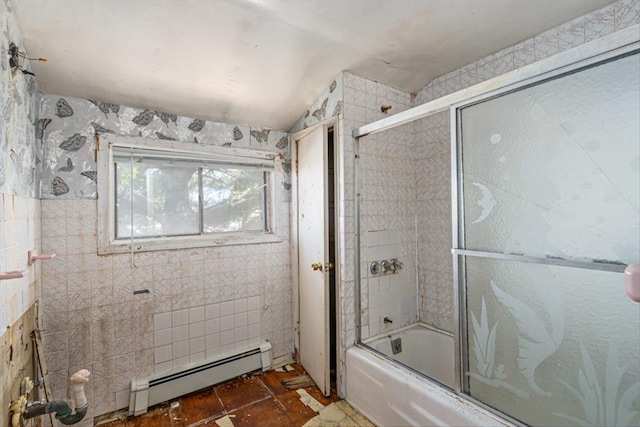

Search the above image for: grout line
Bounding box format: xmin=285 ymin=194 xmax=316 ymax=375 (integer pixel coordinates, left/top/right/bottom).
xmin=186 ymin=385 xmax=234 ymax=427
xmin=225 ymin=395 xmax=273 ymax=414
xmin=213 ymin=385 xmax=228 ymax=415
xmin=256 ymin=373 xmax=288 ymax=412
xmin=186 ymin=411 xmax=228 ymax=427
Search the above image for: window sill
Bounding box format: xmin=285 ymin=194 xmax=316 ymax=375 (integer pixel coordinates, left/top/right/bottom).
xmin=98 ymin=232 xmax=283 ymax=255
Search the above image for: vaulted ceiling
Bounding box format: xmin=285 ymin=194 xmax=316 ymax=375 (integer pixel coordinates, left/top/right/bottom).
xmin=11 ymin=0 xmax=613 ymax=130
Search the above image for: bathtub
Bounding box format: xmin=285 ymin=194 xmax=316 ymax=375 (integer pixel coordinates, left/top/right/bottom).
xmin=347 ymin=324 xmax=510 ymax=427
xmin=364 ymin=323 xmax=455 ymax=388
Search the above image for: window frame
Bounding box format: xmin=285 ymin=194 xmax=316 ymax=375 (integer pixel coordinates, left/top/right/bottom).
xmin=97 ymin=134 xmax=283 ymax=254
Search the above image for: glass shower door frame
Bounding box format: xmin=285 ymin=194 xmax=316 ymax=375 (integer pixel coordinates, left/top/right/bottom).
xmin=450 ymin=46 xmax=639 ymax=423
xmin=351 ymin=22 xmax=639 ymax=425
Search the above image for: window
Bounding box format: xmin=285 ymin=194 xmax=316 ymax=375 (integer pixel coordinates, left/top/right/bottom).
xmin=98 ymin=134 xmax=282 ymax=254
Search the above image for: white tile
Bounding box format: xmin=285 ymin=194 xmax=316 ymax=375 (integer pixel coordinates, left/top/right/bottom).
xmin=220 ymin=344 xmax=234 ymax=355
xmin=173 ymin=340 xmax=190 ymax=358
xmin=205 ymin=318 xmax=220 ymax=334
xmin=360 ymin=325 xmax=370 ymax=340
xmin=190 ymin=352 xmax=205 ymax=365
xmin=368 ymin=231 xmax=379 ymax=247
xmin=234 ymin=340 xmax=249 ymax=351
xmin=248 ymin=324 xmax=260 ymax=339
xmin=115 ymin=390 xmax=130 ymax=410
xmin=233 ymin=298 xmax=247 ymax=313
xmin=172 ymin=325 xmax=189 ymax=341
xmin=190 ymin=337 xmax=205 ymax=354
xmin=189 ymin=321 xmax=204 ymax=338
xmin=205 ymin=333 xmax=220 ymax=350
xmin=172 ymin=356 xmax=189 ymax=370
xmin=172 ymin=309 xmax=188 ymax=327
xmin=154 ymin=329 xmax=172 ymax=347
xmin=247 ymin=296 xmax=260 ymax=311
xmin=220 ymin=315 xmax=234 ymax=332
xmin=234 ymin=326 xmax=248 ymax=342
xmin=221 ymin=330 xmax=234 ymax=346
xmin=154 ymin=344 xmax=172 ymax=363
xmin=234 ymin=313 xmax=247 ymax=328
xmin=219 ymin=300 xmax=233 ymax=317
xmin=155 ymin=360 xmax=172 ymax=374
xmin=247 ymin=310 xmax=260 ymax=325
xmin=205 ymin=303 xmax=220 ymax=319
xmin=379 ymin=276 xmax=390 ymax=292
xmin=189 ymin=306 xmax=204 ymax=323
xmin=205 ymin=348 xmax=221 ymax=359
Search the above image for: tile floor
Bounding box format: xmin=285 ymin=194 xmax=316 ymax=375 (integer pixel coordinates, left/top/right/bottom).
xmin=95 ymin=364 xmax=374 ymax=427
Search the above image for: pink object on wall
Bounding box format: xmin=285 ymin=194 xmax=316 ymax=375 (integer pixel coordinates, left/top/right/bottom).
xmin=624 ymin=263 xmax=640 ymax=303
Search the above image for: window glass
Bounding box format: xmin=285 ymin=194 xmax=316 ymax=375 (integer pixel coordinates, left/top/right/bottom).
xmin=115 ymin=159 xmax=200 ymax=238
xmin=202 ymin=168 xmax=266 ymax=233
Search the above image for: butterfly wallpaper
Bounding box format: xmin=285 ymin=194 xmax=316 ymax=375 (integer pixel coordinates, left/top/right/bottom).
xmin=39 ymin=94 xmax=291 ymax=199
xmin=0 ymin=5 xmax=41 ymax=199
xmin=289 ymin=74 xmax=343 ymax=134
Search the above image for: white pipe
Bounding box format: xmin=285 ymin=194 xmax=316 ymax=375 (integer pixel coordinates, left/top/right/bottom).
xmin=69 ymin=369 xmax=91 ymax=409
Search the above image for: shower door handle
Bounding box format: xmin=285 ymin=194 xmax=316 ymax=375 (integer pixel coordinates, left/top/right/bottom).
xmin=624 ymin=263 xmax=639 ymax=303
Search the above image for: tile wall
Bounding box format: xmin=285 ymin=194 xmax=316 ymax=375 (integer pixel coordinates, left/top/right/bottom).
xmin=334 ymin=71 xmax=415 ymax=394
xmin=152 ymin=296 xmax=262 ymax=373
xmin=38 ymin=93 xmax=293 ymax=420
xmin=414 ymin=112 xmax=454 ymax=332
xmin=40 ymin=197 xmax=291 ymax=420
xmin=0 ymin=194 xmax=41 ymax=331
xmin=356 ymin=111 xmax=417 ymax=340
xmin=365 ymin=230 xmax=417 ymax=338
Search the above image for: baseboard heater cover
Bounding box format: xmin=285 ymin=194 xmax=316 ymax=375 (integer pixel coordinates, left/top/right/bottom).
xmin=129 ymin=342 xmax=272 ymax=416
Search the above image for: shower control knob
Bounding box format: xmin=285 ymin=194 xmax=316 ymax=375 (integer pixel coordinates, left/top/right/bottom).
xmin=390 ymin=259 xmax=403 ymax=272
xmin=380 ymin=260 xmax=391 ymax=273
xmin=370 ymin=261 xmax=381 ymax=275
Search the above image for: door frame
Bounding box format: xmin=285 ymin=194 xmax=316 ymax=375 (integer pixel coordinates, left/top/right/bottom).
xmin=291 ymin=116 xmax=341 ymax=387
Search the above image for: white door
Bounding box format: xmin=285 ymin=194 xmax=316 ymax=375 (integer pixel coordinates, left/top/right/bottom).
xmin=297 ymin=125 xmax=330 ymax=396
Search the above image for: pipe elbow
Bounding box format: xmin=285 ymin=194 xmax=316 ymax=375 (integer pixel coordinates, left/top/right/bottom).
xmin=46 ymin=401 xmax=88 ymax=425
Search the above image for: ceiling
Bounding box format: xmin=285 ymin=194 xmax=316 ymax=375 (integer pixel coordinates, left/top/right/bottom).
xmin=11 ymin=0 xmax=613 ymax=131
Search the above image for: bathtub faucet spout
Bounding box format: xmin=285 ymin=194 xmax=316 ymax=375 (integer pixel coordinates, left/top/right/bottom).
xmin=383 ymin=316 xmax=393 ymax=324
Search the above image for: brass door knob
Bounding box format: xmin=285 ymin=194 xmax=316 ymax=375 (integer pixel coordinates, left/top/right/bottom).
xmin=311 ymin=262 xmax=334 ymax=271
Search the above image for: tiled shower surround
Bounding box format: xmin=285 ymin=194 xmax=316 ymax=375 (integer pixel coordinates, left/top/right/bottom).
xmin=411 ymin=0 xmax=640 ymax=333
xmin=332 ymin=0 xmax=639 ymax=379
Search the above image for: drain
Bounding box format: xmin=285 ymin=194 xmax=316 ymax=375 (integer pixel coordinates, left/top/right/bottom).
xmin=391 ymin=338 xmax=402 ymax=355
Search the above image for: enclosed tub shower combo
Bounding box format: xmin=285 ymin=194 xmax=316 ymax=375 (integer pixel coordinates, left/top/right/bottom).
xmin=347 ymin=27 xmax=640 ymax=426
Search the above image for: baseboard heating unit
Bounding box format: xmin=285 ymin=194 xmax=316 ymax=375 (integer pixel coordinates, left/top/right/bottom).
xmin=129 ymin=342 xmax=272 ymax=415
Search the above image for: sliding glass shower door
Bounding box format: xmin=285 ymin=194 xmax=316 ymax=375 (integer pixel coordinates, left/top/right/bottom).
xmin=456 ymin=52 xmax=639 ymax=426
